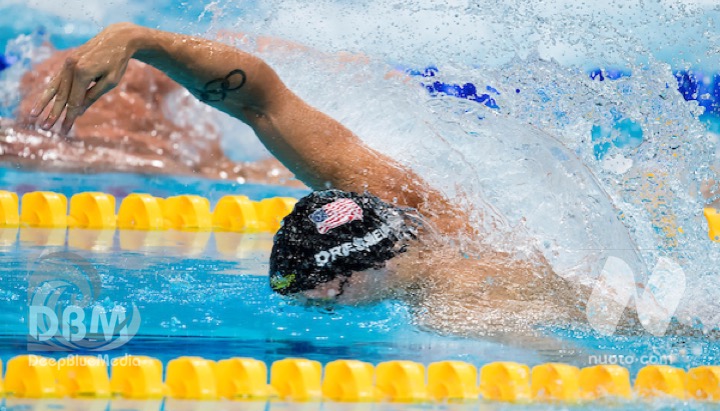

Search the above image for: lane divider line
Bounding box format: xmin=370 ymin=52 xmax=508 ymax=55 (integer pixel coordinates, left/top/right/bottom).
xmin=1 ymin=355 xmax=717 ymax=403
xmin=4 ymin=191 xmax=719 ymax=242
xmin=0 ymin=190 xmax=297 ymax=233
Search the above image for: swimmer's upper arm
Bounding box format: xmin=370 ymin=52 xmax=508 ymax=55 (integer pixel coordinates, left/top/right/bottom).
xmin=241 ymin=81 xmax=469 ymax=234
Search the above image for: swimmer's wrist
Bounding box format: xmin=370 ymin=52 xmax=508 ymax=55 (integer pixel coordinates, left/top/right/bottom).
xmin=122 ymin=25 xmax=159 ymax=58
xmin=128 ymin=26 xmax=189 ymax=69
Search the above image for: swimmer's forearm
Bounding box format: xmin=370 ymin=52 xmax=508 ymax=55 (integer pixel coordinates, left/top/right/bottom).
xmin=123 ymin=27 xmax=360 ymax=188
xmin=124 ymin=27 xmax=327 ymax=182
xmin=128 ymin=25 xmax=283 ymax=113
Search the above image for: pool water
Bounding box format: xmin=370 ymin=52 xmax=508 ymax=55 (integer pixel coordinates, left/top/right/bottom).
xmin=0 ymin=168 xmax=546 ymax=366
xmin=0 ymin=169 xmax=719 ymax=401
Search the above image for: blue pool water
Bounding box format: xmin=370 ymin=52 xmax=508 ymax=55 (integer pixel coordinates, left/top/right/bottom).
xmin=0 ymin=168 xmax=538 ymax=364
xmin=1 ymin=169 xmax=720 ymax=411
xmin=0 ymin=168 xmax=718 ymax=369
xmin=2 ymin=0 xmax=720 ymax=409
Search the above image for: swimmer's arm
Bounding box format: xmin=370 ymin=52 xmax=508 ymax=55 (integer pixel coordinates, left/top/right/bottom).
xmin=246 ymin=90 xmax=470 ymax=234
xmin=32 ymin=23 xmax=468 ymax=233
xmin=144 ymin=32 xmax=470 ymax=233
xmin=131 ymin=27 xmax=465 ymax=230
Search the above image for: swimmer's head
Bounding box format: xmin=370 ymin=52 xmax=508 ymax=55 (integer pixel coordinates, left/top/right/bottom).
xmin=269 ymin=190 xmax=419 ymax=296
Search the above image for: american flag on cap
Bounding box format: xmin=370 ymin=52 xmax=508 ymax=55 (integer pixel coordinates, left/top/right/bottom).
xmin=308 ymin=198 xmax=364 ymax=234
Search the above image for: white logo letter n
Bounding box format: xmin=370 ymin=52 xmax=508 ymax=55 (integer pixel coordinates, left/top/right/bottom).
xmin=586 ymin=257 xmax=636 ymax=336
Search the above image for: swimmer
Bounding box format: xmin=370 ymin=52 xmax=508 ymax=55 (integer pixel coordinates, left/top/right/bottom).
xmin=31 ymin=23 xmax=601 ymax=338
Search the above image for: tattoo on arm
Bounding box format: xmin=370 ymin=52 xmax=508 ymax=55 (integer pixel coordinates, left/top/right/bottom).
xmin=195 ymin=69 xmax=247 ymax=102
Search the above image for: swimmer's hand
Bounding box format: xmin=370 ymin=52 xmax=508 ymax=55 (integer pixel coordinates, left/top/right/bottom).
xmin=30 ymin=23 xmax=139 ymax=134
xmin=29 ymin=22 xmax=275 ymax=136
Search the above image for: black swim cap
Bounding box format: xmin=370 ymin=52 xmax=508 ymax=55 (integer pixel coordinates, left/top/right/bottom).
xmin=269 ymin=190 xmax=418 ymax=295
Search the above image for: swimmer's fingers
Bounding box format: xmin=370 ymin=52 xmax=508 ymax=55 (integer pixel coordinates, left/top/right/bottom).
xmin=82 ymin=73 xmax=119 ymax=110
xmin=29 ymin=72 xmax=62 ymax=119
xmin=60 ymin=65 xmax=101 ymax=135
xmin=40 ymin=59 xmax=76 ymax=131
